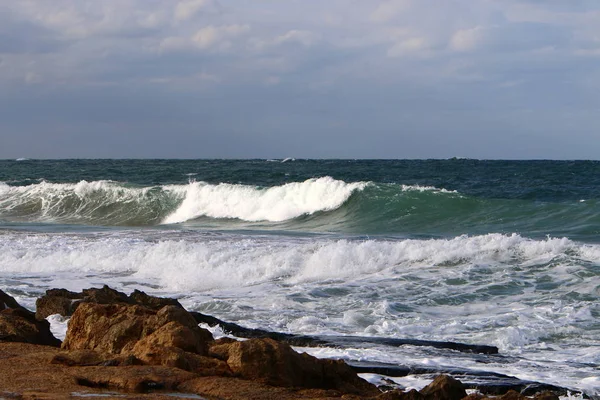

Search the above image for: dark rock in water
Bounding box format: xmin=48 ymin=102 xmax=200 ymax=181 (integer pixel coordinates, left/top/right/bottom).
xmin=0 ymin=290 xmax=26 ymax=312
xmin=129 ymin=289 xmax=182 ymax=310
xmin=348 ymin=361 xmax=574 ymax=397
xmin=189 ymin=311 xmax=498 ymax=354
xmin=420 ymin=375 xmax=467 ymax=400
xmin=0 ymin=300 xmax=61 ymax=347
xmin=215 ymin=337 xmax=379 ymax=396
xmin=35 ymin=285 xmax=185 ymax=320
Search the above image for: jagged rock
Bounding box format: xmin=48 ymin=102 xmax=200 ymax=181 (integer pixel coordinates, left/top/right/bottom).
xmin=420 ymin=375 xmax=467 ymax=400
xmin=208 ymin=337 xmax=237 ymax=360
xmin=129 ymin=289 xmax=182 ymax=310
xmin=222 ymin=337 xmax=378 ymax=395
xmin=132 ymin=343 xmax=232 ymax=376
xmin=498 ymin=391 xmax=527 ymax=400
xmin=50 ymin=349 xmax=144 ymax=367
xmin=533 ymin=392 xmax=560 ymax=400
xmin=0 ymin=290 xmax=26 ymax=311
xmin=376 ymin=389 xmax=426 ymax=400
xmin=462 ymin=394 xmax=484 ymax=400
xmin=0 ymin=301 xmax=61 ymax=347
xmin=132 ymin=321 xmax=213 ymax=355
xmin=62 ymin=303 xmax=213 ymax=357
xmin=71 ymin=365 xmax=198 ymax=393
xmin=35 ymin=285 xmax=186 ymax=320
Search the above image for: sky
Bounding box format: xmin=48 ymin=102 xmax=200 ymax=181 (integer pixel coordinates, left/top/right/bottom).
xmin=0 ymin=0 xmax=599 ymax=159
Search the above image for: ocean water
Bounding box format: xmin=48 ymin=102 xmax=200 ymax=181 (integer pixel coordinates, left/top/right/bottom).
xmin=0 ymin=159 xmax=599 ymax=396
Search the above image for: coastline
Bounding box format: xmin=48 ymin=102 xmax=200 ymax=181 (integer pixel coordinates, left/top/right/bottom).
xmin=0 ymin=286 xmax=579 ymax=400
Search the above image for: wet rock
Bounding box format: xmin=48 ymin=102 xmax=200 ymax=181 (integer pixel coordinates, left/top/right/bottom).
xmin=0 ymin=290 xmax=26 ymax=311
xmin=71 ymin=365 xmax=197 ymax=393
xmin=132 ymin=343 xmax=231 ymax=376
xmin=376 ymin=389 xmax=426 ymax=400
xmin=62 ymin=303 xmax=213 ymax=356
xmin=420 ymin=375 xmax=467 ymax=400
xmin=498 ymin=391 xmax=528 ymax=400
xmin=35 ymin=285 xmax=186 ymax=320
xmin=0 ymin=302 xmax=61 ymax=347
xmin=129 ymin=289 xmax=182 ymax=310
xmin=533 ymin=392 xmax=560 ymax=400
xmin=132 ymin=321 xmax=212 ymax=355
xmin=223 ymin=337 xmax=379 ymax=395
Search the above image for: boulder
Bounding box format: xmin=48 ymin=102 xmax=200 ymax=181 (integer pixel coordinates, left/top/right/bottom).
xmin=420 ymin=375 xmax=467 ymax=400
xmin=533 ymin=392 xmax=560 ymax=400
xmin=132 ymin=343 xmax=231 ymax=376
xmin=62 ymin=303 xmax=213 ymax=357
xmin=35 ymin=285 xmax=185 ymax=320
xmin=0 ymin=290 xmax=26 ymax=311
xmin=222 ymin=337 xmax=378 ymax=395
xmin=0 ymin=296 xmax=61 ymax=347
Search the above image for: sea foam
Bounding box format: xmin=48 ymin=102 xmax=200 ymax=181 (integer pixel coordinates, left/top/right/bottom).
xmin=162 ymin=176 xmax=367 ymax=223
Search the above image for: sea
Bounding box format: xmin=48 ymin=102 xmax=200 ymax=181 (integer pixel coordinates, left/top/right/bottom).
xmin=0 ymin=159 xmax=598 ymax=397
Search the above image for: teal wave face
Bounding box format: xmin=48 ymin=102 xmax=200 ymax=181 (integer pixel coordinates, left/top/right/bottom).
xmin=3 ymin=178 xmax=599 ymax=240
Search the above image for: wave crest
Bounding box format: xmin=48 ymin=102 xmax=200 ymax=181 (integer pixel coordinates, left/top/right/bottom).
xmin=162 ymin=177 xmax=368 ymax=224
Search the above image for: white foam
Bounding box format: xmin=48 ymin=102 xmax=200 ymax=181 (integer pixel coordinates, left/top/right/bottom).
xmin=162 ymin=177 xmax=367 ymax=224
xmin=0 ymin=230 xmax=598 ymax=396
xmin=400 ymin=184 xmax=457 ymax=193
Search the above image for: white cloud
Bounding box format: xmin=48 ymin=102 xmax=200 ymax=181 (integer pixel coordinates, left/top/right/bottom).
xmin=387 ymin=37 xmax=430 ymax=57
xmin=274 ymin=30 xmax=319 ymax=47
xmin=370 ymin=0 xmax=412 ymax=23
xmin=191 ymin=24 xmax=250 ymax=49
xmin=450 ymin=27 xmax=484 ymax=52
xmin=174 ymin=0 xmax=210 ymax=21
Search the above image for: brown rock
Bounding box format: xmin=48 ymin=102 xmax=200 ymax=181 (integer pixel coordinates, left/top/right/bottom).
xmin=62 ymin=303 xmax=213 ymax=357
xmin=533 ymin=392 xmax=560 ymax=400
xmin=225 ymin=338 xmax=378 ymax=395
xmin=35 ymin=286 xmax=187 ymax=320
xmin=499 ymin=390 xmax=527 ymax=400
xmin=129 ymin=289 xmax=183 ymax=310
xmin=209 ymin=338 xmax=236 ymax=360
xmin=132 ymin=342 xmax=231 ymax=376
xmin=70 ymin=365 xmax=197 ymax=393
xmin=132 ymin=320 xmax=212 ymax=355
xmin=420 ymin=375 xmax=467 ymax=400
xmin=35 ymin=295 xmax=78 ymax=320
xmin=51 ymin=349 xmax=108 ymax=366
xmin=0 ymin=306 xmax=61 ymax=347
xmin=81 ymin=285 xmax=131 ymax=305
xmin=461 ymin=393 xmax=484 ymax=400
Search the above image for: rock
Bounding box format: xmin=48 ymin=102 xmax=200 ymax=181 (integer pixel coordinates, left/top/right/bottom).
xmin=62 ymin=303 xmax=213 ymax=357
xmin=0 ymin=303 xmax=61 ymax=347
xmin=35 ymin=295 xmax=78 ymax=320
xmin=35 ymin=286 xmax=186 ymax=320
xmin=71 ymin=365 xmax=198 ymax=393
xmin=132 ymin=343 xmax=231 ymax=376
xmin=132 ymin=321 xmax=212 ymax=355
xmin=0 ymin=290 xmax=26 ymax=311
xmin=223 ymin=338 xmax=378 ymax=395
xmin=462 ymin=394 xmax=484 ymax=400
xmin=420 ymin=375 xmax=467 ymax=400
xmin=129 ymin=289 xmax=182 ymax=310
xmin=208 ymin=337 xmax=237 ymax=360
xmin=81 ymin=285 xmax=131 ymax=305
xmin=499 ymin=391 xmax=527 ymax=400
xmin=533 ymin=392 xmax=560 ymax=400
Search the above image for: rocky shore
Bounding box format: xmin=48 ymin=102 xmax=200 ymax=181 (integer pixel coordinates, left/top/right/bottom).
xmin=0 ymin=286 xmax=568 ymax=400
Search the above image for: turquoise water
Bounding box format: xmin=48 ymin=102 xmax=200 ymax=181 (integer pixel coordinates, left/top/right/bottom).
xmin=0 ymin=159 xmax=599 ymax=396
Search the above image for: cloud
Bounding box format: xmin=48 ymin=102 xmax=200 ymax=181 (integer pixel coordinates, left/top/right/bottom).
xmin=370 ymin=0 xmax=412 ymax=23
xmin=174 ymin=0 xmax=211 ymax=21
xmin=191 ymin=24 xmax=250 ymax=49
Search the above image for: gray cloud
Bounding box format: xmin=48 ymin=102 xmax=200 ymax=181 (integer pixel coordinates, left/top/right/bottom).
xmin=0 ymin=0 xmax=599 ymax=159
